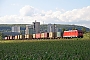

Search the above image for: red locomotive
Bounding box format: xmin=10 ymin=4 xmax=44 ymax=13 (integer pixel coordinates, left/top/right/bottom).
xmin=63 ymin=30 xmax=83 ymax=38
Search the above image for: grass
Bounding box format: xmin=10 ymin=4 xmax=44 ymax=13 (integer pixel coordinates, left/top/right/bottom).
xmin=0 ymin=39 xmax=90 ymax=60
xmin=83 ymin=32 xmax=90 ymax=39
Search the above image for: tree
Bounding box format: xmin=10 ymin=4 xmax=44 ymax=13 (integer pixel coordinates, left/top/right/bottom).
xmin=0 ymin=32 xmax=3 ymax=40
xmin=62 ymin=28 xmax=66 ymax=33
xmin=82 ymin=27 xmax=86 ymax=33
xmin=72 ymin=27 xmax=77 ymax=30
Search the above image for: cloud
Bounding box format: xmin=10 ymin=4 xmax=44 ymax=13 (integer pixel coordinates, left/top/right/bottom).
xmin=64 ymin=7 xmax=90 ymax=22
xmin=0 ymin=5 xmax=90 ymax=28
xmin=19 ymin=5 xmax=39 ymax=16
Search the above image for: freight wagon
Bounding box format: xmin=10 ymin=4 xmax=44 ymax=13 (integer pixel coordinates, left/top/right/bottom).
xmin=4 ymin=36 xmax=12 ymax=40
xmin=41 ymin=32 xmax=49 ymax=39
xmin=19 ymin=35 xmax=25 ymax=40
xmin=44 ymin=32 xmax=49 ymax=39
xmin=49 ymin=32 xmax=56 ymax=39
xmin=41 ymin=33 xmax=44 ymax=39
xmin=8 ymin=36 xmax=10 ymax=40
xmin=18 ymin=35 xmax=20 ymax=40
xmin=36 ymin=33 xmax=41 ymax=39
xmin=33 ymin=34 xmax=36 ymax=39
xmin=63 ymin=30 xmax=83 ymax=38
xmin=10 ymin=36 xmax=14 ymax=40
xmin=55 ymin=32 xmax=62 ymax=39
xmin=4 ymin=37 xmax=8 ymax=40
xmin=15 ymin=35 xmax=18 ymax=40
xmin=25 ymin=34 xmax=33 ymax=39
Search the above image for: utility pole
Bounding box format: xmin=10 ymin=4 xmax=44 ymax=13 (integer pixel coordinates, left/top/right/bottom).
xmin=43 ymin=21 xmax=44 ymax=32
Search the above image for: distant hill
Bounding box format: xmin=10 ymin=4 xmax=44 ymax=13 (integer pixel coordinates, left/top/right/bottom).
xmin=56 ymin=24 xmax=90 ymax=31
xmin=0 ymin=24 xmax=90 ymax=33
xmin=40 ymin=24 xmax=90 ymax=32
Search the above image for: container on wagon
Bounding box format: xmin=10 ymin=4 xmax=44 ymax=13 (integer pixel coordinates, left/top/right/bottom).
xmin=9 ymin=36 xmax=12 ymax=40
xmin=15 ymin=35 xmax=18 ymax=40
xmin=36 ymin=33 xmax=41 ymax=39
xmin=20 ymin=35 xmax=25 ymax=40
xmin=7 ymin=36 xmax=10 ymax=40
xmin=10 ymin=36 xmax=13 ymax=40
xmin=33 ymin=34 xmax=36 ymax=39
xmin=25 ymin=34 xmax=28 ymax=39
xmin=26 ymin=34 xmax=29 ymax=39
xmin=44 ymin=32 xmax=49 ymax=39
xmin=30 ymin=35 xmax=33 ymax=39
xmin=12 ymin=36 xmax=15 ymax=40
xmin=56 ymin=32 xmax=61 ymax=38
xmin=41 ymin=33 xmax=44 ymax=38
xmin=17 ymin=35 xmax=20 ymax=40
xmin=27 ymin=34 xmax=31 ymax=39
xmin=4 ymin=37 xmax=8 ymax=40
xmin=13 ymin=36 xmax=15 ymax=40
xmin=20 ymin=35 xmax=22 ymax=39
xmin=25 ymin=34 xmax=33 ymax=39
xmin=49 ymin=32 xmax=56 ymax=39
xmin=49 ymin=32 xmax=53 ymax=38
xmin=25 ymin=34 xmax=27 ymax=39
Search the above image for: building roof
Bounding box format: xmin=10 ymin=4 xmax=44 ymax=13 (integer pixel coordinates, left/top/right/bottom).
xmin=2 ymin=32 xmax=20 ymax=36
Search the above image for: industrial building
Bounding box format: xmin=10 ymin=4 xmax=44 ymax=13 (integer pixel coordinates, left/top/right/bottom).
xmin=33 ymin=20 xmax=40 ymax=34
xmin=12 ymin=26 xmax=20 ymax=33
xmin=25 ymin=25 xmax=33 ymax=35
xmin=47 ymin=24 xmax=57 ymax=33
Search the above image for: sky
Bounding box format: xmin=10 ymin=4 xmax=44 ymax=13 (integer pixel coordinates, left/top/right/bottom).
xmin=0 ymin=0 xmax=90 ymax=28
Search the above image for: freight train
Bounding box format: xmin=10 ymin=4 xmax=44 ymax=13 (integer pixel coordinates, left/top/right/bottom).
xmin=4 ymin=30 xmax=83 ymax=40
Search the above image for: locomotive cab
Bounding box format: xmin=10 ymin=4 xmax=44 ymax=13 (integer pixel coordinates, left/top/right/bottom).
xmin=78 ymin=30 xmax=83 ymax=38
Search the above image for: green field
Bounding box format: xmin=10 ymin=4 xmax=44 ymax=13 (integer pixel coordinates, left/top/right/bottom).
xmin=0 ymin=39 xmax=90 ymax=60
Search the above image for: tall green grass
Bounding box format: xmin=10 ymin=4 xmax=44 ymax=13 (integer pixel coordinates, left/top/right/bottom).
xmin=83 ymin=32 xmax=90 ymax=39
xmin=0 ymin=40 xmax=90 ymax=60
